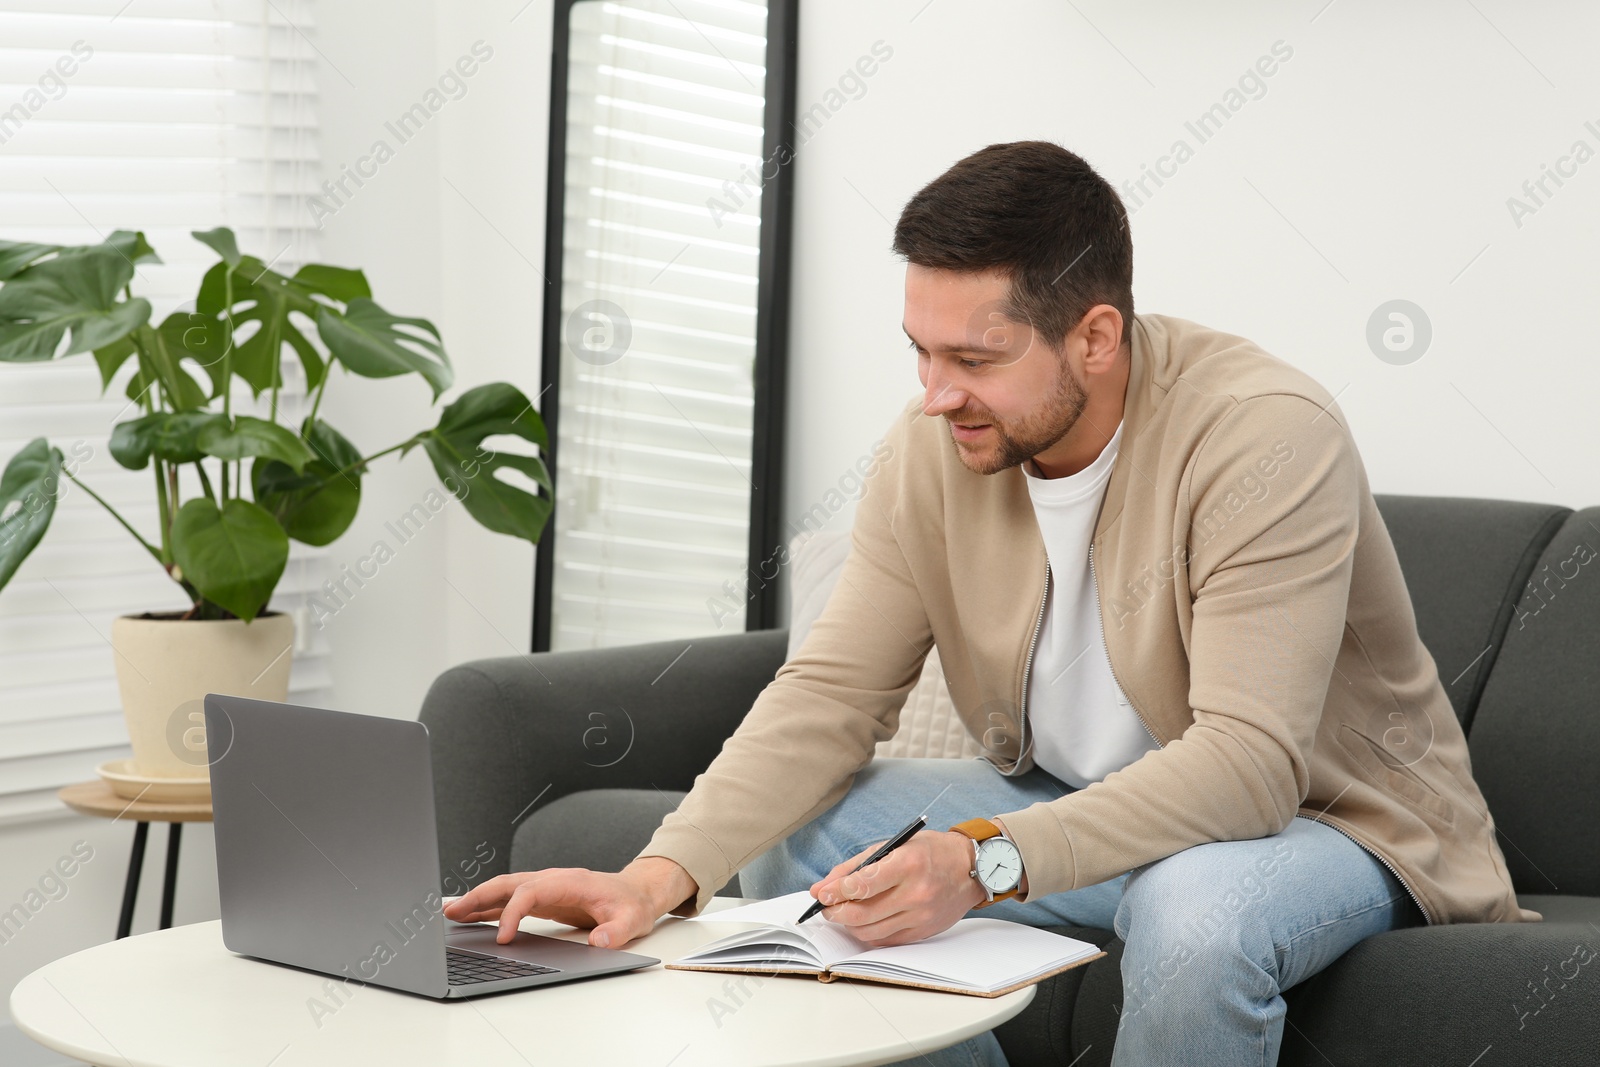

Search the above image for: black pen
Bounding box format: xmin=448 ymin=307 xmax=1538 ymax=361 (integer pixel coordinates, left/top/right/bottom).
xmin=796 ymin=814 xmax=927 ymax=924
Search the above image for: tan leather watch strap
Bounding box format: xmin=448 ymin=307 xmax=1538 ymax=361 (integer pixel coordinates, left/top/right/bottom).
xmin=950 ymin=817 xmax=1003 ymax=843
xmin=950 ymin=818 xmax=1019 ymax=907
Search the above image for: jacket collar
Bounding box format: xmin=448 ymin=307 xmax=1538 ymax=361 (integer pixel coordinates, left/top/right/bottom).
xmin=1090 ymin=312 xmax=1160 ymax=542
xmin=935 ymin=313 xmax=1166 ymax=545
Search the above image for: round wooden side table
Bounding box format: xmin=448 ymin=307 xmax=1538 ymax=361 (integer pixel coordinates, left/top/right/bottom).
xmin=57 ymin=780 xmax=213 ymax=940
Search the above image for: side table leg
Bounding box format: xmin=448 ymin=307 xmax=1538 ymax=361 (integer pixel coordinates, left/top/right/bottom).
xmin=159 ymin=823 xmax=183 ymax=929
xmin=117 ymin=821 xmax=149 ymax=940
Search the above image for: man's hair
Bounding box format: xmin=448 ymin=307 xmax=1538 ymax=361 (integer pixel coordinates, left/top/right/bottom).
xmin=891 ymin=140 xmax=1134 ymax=349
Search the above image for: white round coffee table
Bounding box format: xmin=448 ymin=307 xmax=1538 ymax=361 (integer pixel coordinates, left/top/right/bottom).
xmin=10 ymin=897 xmax=1033 ymax=1066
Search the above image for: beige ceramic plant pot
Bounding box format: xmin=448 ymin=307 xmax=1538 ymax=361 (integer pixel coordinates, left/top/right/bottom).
xmin=109 ymin=611 xmax=295 ymax=779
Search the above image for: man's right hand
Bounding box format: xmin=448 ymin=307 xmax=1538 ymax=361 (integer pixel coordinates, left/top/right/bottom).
xmin=440 ymin=856 xmax=697 ymax=951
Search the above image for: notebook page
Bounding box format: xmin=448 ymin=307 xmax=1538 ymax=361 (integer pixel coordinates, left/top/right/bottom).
xmin=833 ymin=918 xmax=1100 ymax=993
xmin=675 ymin=914 xmax=876 ymax=970
xmin=791 ymin=920 xmax=875 ymax=969
xmin=685 ymin=890 xmax=817 ymax=925
xmin=680 ymin=890 xmax=881 ymax=969
xmin=676 ymin=925 xmax=827 ymax=969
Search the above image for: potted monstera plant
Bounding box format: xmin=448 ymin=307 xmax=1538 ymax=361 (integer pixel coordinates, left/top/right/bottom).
xmin=0 ymin=228 xmax=551 ymax=791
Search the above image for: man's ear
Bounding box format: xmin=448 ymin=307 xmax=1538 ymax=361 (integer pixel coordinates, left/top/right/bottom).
xmin=1078 ymin=304 xmax=1125 ymax=375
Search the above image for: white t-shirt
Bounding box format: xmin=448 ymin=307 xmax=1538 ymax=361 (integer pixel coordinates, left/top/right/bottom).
xmin=1021 ymin=420 xmax=1159 ymax=789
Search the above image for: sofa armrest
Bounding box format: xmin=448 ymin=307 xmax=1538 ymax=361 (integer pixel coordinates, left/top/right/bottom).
xmin=419 ymin=628 xmax=790 ymax=891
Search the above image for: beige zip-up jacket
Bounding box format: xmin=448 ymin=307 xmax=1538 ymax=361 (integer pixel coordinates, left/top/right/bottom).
xmin=639 ymin=312 xmax=1536 ymax=928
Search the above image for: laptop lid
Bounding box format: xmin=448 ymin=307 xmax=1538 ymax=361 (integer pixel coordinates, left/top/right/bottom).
xmin=203 ymin=695 xmax=658 ymax=1000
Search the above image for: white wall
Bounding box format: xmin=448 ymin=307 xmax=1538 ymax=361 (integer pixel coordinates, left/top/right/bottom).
xmin=309 ymin=0 xmax=555 ymax=720
xmin=226 ymin=2 xmax=551 ymax=717
xmin=783 ymin=0 xmax=1600 ymax=550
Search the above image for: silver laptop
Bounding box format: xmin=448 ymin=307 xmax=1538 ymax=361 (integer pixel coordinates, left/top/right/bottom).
xmin=203 ymin=694 xmax=659 ymax=999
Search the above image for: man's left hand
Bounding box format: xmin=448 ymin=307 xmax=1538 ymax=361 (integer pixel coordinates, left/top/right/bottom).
xmin=807 ymin=829 xmax=987 ymax=947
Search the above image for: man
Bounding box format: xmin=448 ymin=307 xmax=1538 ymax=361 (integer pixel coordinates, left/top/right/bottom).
xmin=444 ymin=141 xmax=1534 ymax=1066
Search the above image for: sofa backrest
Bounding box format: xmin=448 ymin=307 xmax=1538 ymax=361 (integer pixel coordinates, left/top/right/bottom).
xmin=1463 ymin=506 xmax=1600 ymax=898
xmin=1372 ymin=494 xmax=1570 ymax=731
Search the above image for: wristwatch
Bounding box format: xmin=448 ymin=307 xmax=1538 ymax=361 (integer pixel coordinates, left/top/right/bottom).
xmin=950 ymin=817 xmax=1024 ymax=908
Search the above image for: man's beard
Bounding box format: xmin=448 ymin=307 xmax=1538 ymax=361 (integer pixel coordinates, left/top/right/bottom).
xmin=947 ymin=359 xmax=1090 ymax=475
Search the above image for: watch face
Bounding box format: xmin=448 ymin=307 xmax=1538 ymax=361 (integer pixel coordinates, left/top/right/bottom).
xmin=976 ymin=837 xmax=1022 ymax=893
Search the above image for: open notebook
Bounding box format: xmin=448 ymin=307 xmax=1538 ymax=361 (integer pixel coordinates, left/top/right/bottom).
xmin=667 ymin=891 xmax=1105 ymax=998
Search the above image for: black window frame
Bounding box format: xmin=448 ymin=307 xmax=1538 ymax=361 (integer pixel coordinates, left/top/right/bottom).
xmin=532 ymin=0 xmax=798 ymax=652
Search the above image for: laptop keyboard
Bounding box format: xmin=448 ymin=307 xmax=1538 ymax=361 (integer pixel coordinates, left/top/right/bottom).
xmin=447 ymin=947 xmax=561 ymax=986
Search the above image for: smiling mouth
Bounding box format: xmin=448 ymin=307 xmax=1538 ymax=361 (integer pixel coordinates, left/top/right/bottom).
xmin=950 ymin=422 xmax=990 ymax=442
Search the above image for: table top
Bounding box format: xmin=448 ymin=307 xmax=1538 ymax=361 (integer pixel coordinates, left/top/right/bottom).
xmin=10 ymin=896 xmax=1033 ymax=1067
xmin=58 ymin=780 xmax=214 ymax=823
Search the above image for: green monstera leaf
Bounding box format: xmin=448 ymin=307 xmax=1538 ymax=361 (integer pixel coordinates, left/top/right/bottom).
xmin=252 ymin=418 xmax=365 ymax=546
xmin=0 ymin=245 xmax=152 ymax=363
xmin=94 ymin=312 xmax=232 ymax=409
xmin=198 ymin=414 xmax=315 ymax=472
xmin=293 ymin=263 xmax=370 ymax=303
xmin=191 ymin=227 xmax=241 ymax=267
xmin=317 ymin=298 xmax=452 ymax=401
xmin=170 ymin=497 xmax=288 ymax=621
xmin=192 ymin=230 xmax=372 ymax=399
xmin=196 ymin=255 xmax=324 ymax=395
xmin=74 ymin=230 xmax=160 ymax=267
xmin=0 ymin=438 xmax=64 ymax=589
xmin=109 ymin=412 xmax=226 ymax=469
xmin=404 ymin=383 xmax=550 ymax=543
xmin=0 ymin=242 xmax=63 ymax=281
xmin=91 ymin=335 xmax=137 ymax=392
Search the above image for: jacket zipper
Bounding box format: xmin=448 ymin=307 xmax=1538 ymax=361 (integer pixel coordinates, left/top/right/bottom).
xmin=1087 ymin=541 xmax=1162 ymax=749
xmin=1294 ymin=813 xmax=1434 ymax=925
xmin=1013 ymin=560 xmax=1049 ymax=772
xmin=1084 ymin=543 xmax=1434 ymax=925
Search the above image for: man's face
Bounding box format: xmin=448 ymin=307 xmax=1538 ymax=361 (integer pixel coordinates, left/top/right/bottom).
xmin=903 ymin=265 xmax=1088 ymax=475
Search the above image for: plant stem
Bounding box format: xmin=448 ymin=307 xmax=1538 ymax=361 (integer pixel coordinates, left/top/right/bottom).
xmin=222 ymin=266 xmax=234 ymax=423
xmin=267 ymin=266 xmax=279 ymax=424
xmin=62 ymin=467 xmax=164 ymax=566
xmin=126 ymin=300 xmax=155 ymax=418
xmin=220 ymin=453 xmax=229 ymax=501
xmin=332 ymin=440 xmax=410 ymax=480
xmin=306 ymin=363 xmax=331 ymax=429
xmin=167 ymin=463 xmax=179 ymax=542
xmin=194 ymin=460 xmax=216 ymax=505
xmin=152 ymin=460 xmax=171 ymax=562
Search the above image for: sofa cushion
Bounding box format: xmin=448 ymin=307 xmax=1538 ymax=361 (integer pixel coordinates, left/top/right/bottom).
xmin=511 ymin=788 xmax=742 ymax=897
xmin=1275 ymin=898 xmax=1600 ymax=1064
xmin=1372 ymin=494 xmax=1569 ymax=730
xmin=787 ymin=528 xmax=983 ymax=760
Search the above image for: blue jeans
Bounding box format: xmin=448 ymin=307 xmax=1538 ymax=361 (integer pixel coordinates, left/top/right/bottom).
xmin=738 ymin=757 xmax=1422 ymax=1067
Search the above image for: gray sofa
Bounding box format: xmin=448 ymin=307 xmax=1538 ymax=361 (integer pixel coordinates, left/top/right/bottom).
xmin=420 ymin=494 xmax=1600 ymax=1065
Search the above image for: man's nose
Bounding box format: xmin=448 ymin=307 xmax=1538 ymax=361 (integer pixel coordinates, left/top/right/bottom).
xmin=923 ymin=367 xmax=964 ymax=418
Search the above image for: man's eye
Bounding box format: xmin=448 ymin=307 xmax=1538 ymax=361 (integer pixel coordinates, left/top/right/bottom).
xmin=959 ymin=359 xmax=986 ymax=369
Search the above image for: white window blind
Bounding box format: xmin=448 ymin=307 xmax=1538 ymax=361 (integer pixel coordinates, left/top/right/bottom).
xmin=0 ymin=0 xmax=330 ymax=822
xmin=551 ymin=0 xmax=769 ymax=650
